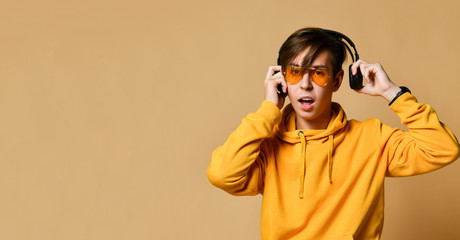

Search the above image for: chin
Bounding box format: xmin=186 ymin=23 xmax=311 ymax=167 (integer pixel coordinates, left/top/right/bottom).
xmin=298 ymin=112 xmax=318 ymax=121
xmin=293 ymin=107 xmax=317 ymax=120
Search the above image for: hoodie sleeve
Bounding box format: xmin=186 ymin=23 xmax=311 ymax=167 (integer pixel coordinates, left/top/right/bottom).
xmin=207 ymin=100 xmax=281 ymax=196
xmin=379 ymin=93 xmax=460 ymax=177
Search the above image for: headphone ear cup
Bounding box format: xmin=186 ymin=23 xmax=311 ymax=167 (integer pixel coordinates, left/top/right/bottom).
xmin=348 ymin=64 xmax=363 ymax=90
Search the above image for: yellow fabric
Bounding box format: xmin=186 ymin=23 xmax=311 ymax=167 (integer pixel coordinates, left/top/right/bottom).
xmin=298 ymin=131 xmax=306 ymax=198
xmin=207 ymin=93 xmax=460 ymax=240
xmin=328 ymin=134 xmax=334 ymax=184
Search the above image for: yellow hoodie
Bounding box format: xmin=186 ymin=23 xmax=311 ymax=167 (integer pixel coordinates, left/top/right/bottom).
xmin=207 ymin=93 xmax=459 ymax=240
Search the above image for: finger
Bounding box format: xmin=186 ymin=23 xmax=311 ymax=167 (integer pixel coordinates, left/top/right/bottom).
xmin=272 ymin=74 xmax=287 ymax=92
xmin=273 ymin=70 xmax=283 ymax=78
xmin=361 ymin=65 xmax=370 ymax=84
xmin=272 ymin=74 xmax=283 ymax=86
xmin=269 ymin=67 xmax=287 ymax=94
xmin=351 ymin=59 xmax=366 ymax=75
xmin=265 ymin=66 xmax=276 ymax=80
xmin=265 ymin=71 xmax=283 ymax=93
xmin=359 ymin=63 xmax=373 ymax=85
xmin=280 ymin=77 xmax=287 ymax=94
xmin=367 ymin=64 xmax=381 ymax=85
xmin=265 ymin=66 xmax=282 ymax=80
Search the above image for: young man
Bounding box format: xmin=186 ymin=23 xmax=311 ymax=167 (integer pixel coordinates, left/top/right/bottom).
xmin=207 ymin=27 xmax=459 ymax=240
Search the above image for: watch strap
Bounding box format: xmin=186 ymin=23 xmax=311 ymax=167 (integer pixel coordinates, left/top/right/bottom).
xmin=389 ymin=86 xmax=411 ymax=106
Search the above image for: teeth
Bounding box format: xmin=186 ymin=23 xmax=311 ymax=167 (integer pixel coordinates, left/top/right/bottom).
xmin=301 ymin=98 xmax=312 ymax=101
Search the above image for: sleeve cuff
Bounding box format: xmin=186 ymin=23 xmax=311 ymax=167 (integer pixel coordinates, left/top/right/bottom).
xmin=389 ymin=93 xmax=420 ymax=123
xmin=256 ymin=100 xmax=282 ymax=123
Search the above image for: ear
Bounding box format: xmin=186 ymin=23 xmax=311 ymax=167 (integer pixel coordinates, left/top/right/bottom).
xmin=333 ymin=69 xmax=344 ymax=92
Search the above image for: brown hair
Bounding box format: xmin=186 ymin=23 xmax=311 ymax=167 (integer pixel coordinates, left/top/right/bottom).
xmin=279 ymin=27 xmax=350 ymax=77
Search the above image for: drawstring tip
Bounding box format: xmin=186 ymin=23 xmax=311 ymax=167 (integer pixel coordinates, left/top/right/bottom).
xmin=328 ymin=135 xmax=334 ymax=185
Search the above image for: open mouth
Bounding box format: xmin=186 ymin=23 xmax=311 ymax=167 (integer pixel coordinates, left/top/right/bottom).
xmin=299 ymin=98 xmax=314 ymax=104
xmin=298 ymin=97 xmax=315 ymax=109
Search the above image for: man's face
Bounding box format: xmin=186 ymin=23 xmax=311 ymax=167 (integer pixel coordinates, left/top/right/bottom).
xmin=286 ymin=48 xmax=343 ymax=129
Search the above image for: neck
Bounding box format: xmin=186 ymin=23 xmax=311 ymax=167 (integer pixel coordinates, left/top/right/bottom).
xmin=295 ymin=110 xmax=332 ymax=130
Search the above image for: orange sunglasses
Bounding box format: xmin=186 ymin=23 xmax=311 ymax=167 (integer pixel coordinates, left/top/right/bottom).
xmin=284 ymin=66 xmax=330 ymax=87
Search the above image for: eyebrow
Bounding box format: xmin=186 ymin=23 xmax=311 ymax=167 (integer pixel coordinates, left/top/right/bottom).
xmin=309 ymin=64 xmax=328 ymax=69
xmin=288 ymin=64 xmax=328 ymax=69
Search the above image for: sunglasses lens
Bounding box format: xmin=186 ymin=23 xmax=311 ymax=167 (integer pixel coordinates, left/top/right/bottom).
xmin=310 ymin=69 xmax=329 ymax=86
xmin=285 ymin=67 xmax=330 ymax=86
xmin=285 ymin=66 xmax=303 ymax=84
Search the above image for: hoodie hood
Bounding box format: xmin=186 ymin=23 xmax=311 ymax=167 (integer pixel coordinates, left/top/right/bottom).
xmin=274 ymin=102 xmax=348 ymax=143
xmin=273 ymin=102 xmax=348 ymax=198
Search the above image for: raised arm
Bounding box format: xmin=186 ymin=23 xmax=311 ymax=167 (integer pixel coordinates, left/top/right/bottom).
xmin=381 ymin=93 xmax=459 ymax=176
xmin=207 ymin=66 xmax=285 ymax=195
xmin=207 ymin=100 xmax=280 ymax=195
xmin=350 ymin=60 xmax=459 ymax=175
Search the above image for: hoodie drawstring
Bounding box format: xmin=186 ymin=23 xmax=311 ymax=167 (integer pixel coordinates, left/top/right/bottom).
xmin=298 ymin=132 xmax=335 ymax=199
xmin=298 ymin=131 xmax=306 ymax=199
xmin=328 ymin=135 xmax=334 ymax=184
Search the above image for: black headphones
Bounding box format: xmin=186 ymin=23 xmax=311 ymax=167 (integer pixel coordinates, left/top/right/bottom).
xmin=277 ymin=29 xmax=363 ymax=90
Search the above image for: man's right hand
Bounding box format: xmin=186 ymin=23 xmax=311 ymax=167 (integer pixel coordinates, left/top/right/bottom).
xmin=264 ymin=66 xmax=287 ymax=110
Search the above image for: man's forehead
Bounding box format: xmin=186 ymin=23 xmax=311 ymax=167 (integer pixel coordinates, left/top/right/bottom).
xmin=290 ymin=48 xmax=310 ymax=64
xmin=290 ymin=49 xmax=332 ymax=67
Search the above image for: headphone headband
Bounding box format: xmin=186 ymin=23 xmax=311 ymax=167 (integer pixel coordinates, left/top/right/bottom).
xmin=277 ymin=28 xmax=359 ymax=65
xmin=321 ymin=29 xmax=359 ymax=62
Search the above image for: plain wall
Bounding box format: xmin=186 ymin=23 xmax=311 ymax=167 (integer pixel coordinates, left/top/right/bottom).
xmin=1 ymin=0 xmax=459 ymax=239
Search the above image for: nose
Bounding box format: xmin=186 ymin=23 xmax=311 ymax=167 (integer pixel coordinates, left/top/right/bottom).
xmin=299 ymin=73 xmax=313 ymax=90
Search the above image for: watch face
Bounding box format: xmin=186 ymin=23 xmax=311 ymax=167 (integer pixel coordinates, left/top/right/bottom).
xmin=400 ymin=86 xmax=411 ymax=94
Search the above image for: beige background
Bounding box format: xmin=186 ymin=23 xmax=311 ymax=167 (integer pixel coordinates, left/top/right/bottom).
xmin=1 ymin=0 xmax=459 ymax=239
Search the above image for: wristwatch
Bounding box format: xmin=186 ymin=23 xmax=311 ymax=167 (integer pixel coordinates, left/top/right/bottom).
xmin=389 ymin=86 xmax=411 ymax=106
